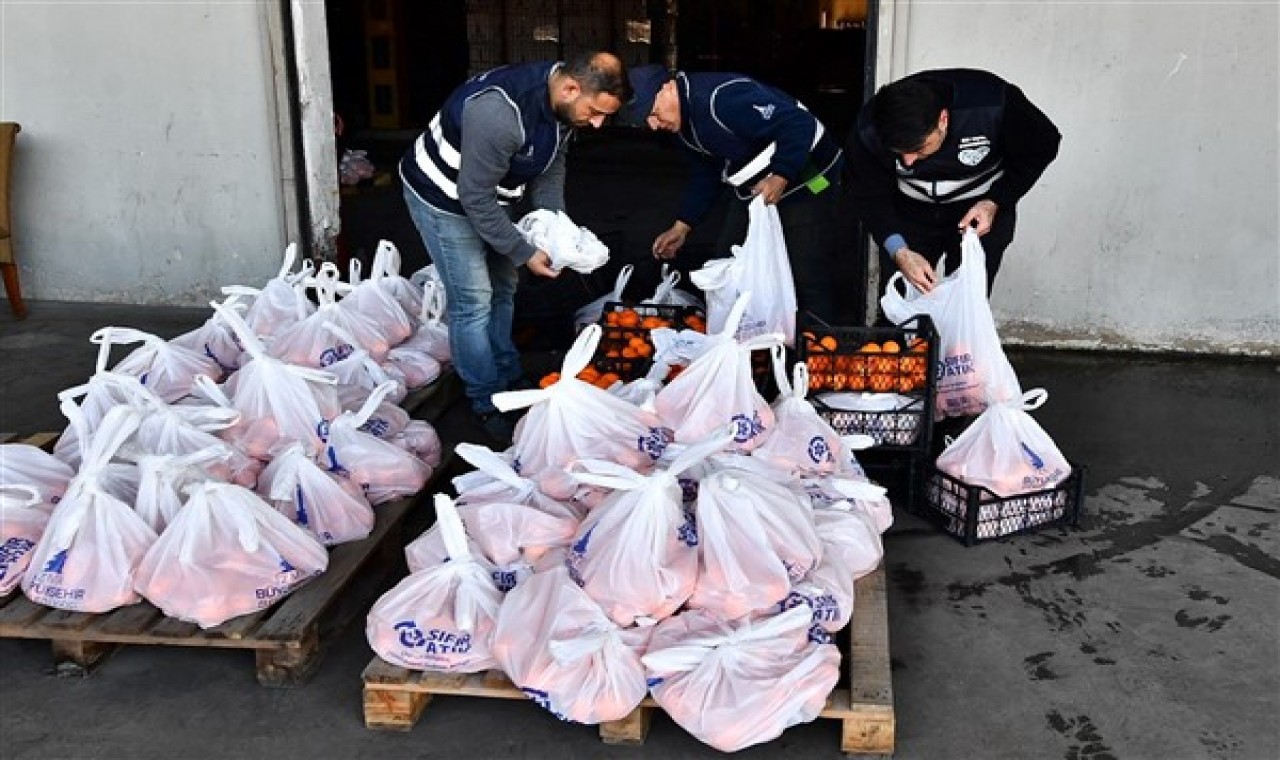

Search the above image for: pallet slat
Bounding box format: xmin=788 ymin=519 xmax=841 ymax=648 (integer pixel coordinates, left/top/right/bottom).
xmin=0 ymin=595 xmax=53 ymax=630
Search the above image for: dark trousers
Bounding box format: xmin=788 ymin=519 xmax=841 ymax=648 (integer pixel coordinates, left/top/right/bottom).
xmin=879 ymin=200 xmax=1018 ymax=300
xmin=716 ymin=176 xmax=845 ymax=324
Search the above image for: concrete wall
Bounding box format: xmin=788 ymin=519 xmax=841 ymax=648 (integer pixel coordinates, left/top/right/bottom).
xmin=1 ymin=2 xmax=291 ymax=306
xmin=880 ymin=0 xmax=1279 ymax=355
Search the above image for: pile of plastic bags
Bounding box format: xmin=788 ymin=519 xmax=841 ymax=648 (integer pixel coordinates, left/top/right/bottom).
xmin=367 ymin=291 xmax=892 ymax=752
xmin=0 ymin=241 xmax=448 ymax=628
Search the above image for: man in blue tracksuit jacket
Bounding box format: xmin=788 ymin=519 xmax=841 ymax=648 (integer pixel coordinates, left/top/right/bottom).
xmin=620 ymin=65 xmax=845 ymax=322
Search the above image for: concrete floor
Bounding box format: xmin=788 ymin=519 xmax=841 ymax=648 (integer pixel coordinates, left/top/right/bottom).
xmin=1 ymin=300 xmax=1276 ymax=759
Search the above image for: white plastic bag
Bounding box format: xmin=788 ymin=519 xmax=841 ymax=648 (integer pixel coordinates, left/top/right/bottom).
xmin=0 ymin=486 xmax=50 ymax=595
xmin=574 ymin=264 xmax=633 ymax=333
xmin=517 ymin=208 xmax=610 ymax=274
xmin=493 ymin=325 xmax=670 ymax=479
xmin=23 ymin=404 xmax=157 ymax=612
xmin=492 ymin=565 xmax=651 ymax=724
xmin=324 ymin=382 xmax=431 ymax=505
xmin=368 ymin=240 xmax=425 ymax=317
xmin=257 ymin=441 xmax=374 ymax=546
xmin=689 ymin=196 xmax=796 ymax=344
xmin=133 ymin=481 xmax=328 ymax=628
xmin=342 ymin=256 xmax=415 ymax=347
xmin=271 ymin=262 xmax=392 ymax=366
xmin=688 ymin=467 xmax=822 ymax=620
xmin=95 ymin=326 xmax=223 ymax=403
xmin=936 ymin=389 xmax=1072 ymax=498
xmin=753 ymin=345 xmax=848 ymax=475
xmin=366 ymin=494 xmax=502 ymax=672
xmin=170 ymin=292 xmax=250 ymax=377
xmin=134 ymin=448 xmax=229 ymax=534
xmin=881 ymin=229 xmax=1021 ymax=418
xmin=642 ymin=606 xmax=841 ymax=753
xmin=0 ymin=443 xmax=74 ymax=511
xmin=221 ymin=244 xmax=316 ymax=339
xmin=566 ymin=432 xmax=729 ymax=626
xmin=212 ymin=300 xmax=342 ymax=458
xmin=395 ymin=279 xmax=451 ymax=363
xmin=653 ymin=293 xmax=780 ymax=451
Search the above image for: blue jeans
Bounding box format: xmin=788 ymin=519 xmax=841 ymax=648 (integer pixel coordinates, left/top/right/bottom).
xmin=402 ymin=186 xmax=522 ymax=414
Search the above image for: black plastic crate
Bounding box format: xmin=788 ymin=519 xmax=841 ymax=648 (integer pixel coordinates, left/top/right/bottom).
xmin=919 ymin=462 xmax=1086 ymax=546
xmin=796 ymin=313 xmax=938 ymax=453
xmin=593 ymin=301 xmax=705 ymax=381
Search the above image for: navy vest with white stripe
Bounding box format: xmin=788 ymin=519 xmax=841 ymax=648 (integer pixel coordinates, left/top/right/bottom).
xmin=676 ymin=72 xmax=842 ymax=201
xmin=400 ymin=62 xmax=567 ymax=215
xmin=859 ymin=68 xmax=1008 ymax=205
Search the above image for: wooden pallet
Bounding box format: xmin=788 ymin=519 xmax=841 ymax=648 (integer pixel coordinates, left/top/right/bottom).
xmin=361 ymin=565 xmax=895 ymax=755
xmin=0 ymin=370 xmax=465 ymax=687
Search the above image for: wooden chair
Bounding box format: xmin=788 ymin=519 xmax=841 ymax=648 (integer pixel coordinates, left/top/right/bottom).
xmin=0 ymin=122 xmax=26 ymax=319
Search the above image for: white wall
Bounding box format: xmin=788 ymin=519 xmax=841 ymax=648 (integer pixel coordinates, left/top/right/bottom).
xmin=0 ymin=2 xmax=291 ymax=306
xmin=881 ymin=0 xmax=1279 ymax=355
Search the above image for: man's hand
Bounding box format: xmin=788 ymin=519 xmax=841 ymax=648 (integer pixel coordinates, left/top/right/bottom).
xmin=751 ymin=174 xmax=788 ymax=205
xmin=894 ymin=248 xmax=939 ymax=293
xmin=653 ymin=221 xmax=691 ymax=260
xmin=958 ymin=199 xmax=999 ymax=236
xmin=526 ymin=249 xmax=560 ymax=278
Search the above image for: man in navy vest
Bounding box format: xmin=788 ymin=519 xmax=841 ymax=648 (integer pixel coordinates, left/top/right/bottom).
xmin=400 ymin=52 xmax=629 ymax=441
xmin=618 ymin=65 xmax=845 ymax=322
xmin=845 ymin=69 xmax=1061 ymax=298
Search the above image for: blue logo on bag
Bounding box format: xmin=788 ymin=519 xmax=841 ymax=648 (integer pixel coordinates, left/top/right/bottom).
xmin=325 ymin=446 xmax=350 ymax=477
xmin=646 ymin=676 xmax=665 ymax=689
xmin=43 ymin=549 xmax=68 ymax=574
xmin=567 ymin=526 xmax=594 ymax=586
xmin=316 ymin=419 xmax=331 ymax=441
xmin=807 ymin=435 xmax=833 ymax=464
xmin=0 ymin=537 xmax=37 ymax=580
xmin=1020 ymin=443 xmax=1045 ymax=470
xmin=808 ymin=623 xmax=833 ymax=645
xmin=636 ymin=426 xmax=673 ymax=460
xmin=520 ymin=687 xmax=571 ymax=722
xmin=294 ymin=485 xmax=310 ymax=526
xmin=677 ymin=506 xmax=698 ymax=547
xmin=677 ymin=477 xmax=699 ymax=504
xmin=730 ymin=412 xmax=765 ymax=443
xmin=279 ymin=557 xmax=295 ymax=574
xmin=394 ymin=620 xmax=427 ymax=648
xmin=318 ymin=343 xmax=354 ymax=367
xmin=360 ymin=417 xmax=391 ymax=437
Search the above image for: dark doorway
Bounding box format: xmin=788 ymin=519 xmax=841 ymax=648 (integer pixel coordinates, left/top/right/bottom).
xmin=323 ymin=0 xmax=876 ymax=345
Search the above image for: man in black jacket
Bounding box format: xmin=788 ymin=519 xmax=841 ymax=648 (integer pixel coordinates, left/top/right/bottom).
xmin=845 ymin=69 xmax=1061 ymax=297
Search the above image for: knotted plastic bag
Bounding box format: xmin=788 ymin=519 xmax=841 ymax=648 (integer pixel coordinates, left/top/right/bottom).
xmin=270 ymin=262 xmax=391 ymax=366
xmin=212 ymin=299 xmax=341 ymax=458
xmin=493 ymin=325 xmax=670 ymax=480
xmin=341 ymin=255 xmax=415 ymax=348
xmin=566 ymin=432 xmax=730 ymax=626
xmin=134 ymin=447 xmax=230 ymax=534
xmin=133 ymin=481 xmax=328 ymax=628
xmin=257 ymin=441 xmax=374 ymax=546
xmin=642 ymin=606 xmax=840 ymax=753
xmin=753 ymin=345 xmax=848 ymax=475
xmin=0 ymin=442 xmax=74 ymax=511
xmin=395 ymin=279 xmax=450 ymax=363
xmin=688 ymin=466 xmax=822 ymax=620
xmin=324 ymin=382 xmax=431 ymax=505
xmin=96 ymin=326 xmax=223 ymax=403
xmin=492 ymin=565 xmax=651 ymax=724
xmin=221 ymin=243 xmax=316 ymax=339
xmin=23 ymin=404 xmax=157 ymax=612
xmin=367 ymin=494 xmax=502 ymax=672
xmin=643 ymin=263 xmax=705 ymax=311
xmin=0 ymin=486 xmax=51 ymax=595
xmin=936 ymin=389 xmax=1071 ymax=497
xmin=654 ymin=292 xmax=779 ymax=451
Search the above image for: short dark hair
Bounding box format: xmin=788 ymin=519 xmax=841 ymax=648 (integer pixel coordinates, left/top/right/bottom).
xmin=563 ymin=51 xmax=631 ymax=102
xmin=872 ymin=78 xmax=943 ymax=153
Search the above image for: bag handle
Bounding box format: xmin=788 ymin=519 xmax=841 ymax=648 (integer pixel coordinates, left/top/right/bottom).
xmin=1019 ymin=388 xmax=1049 ymax=411
xmin=89 ymin=326 xmax=165 ymax=374
xmin=453 ymin=443 xmax=529 ymax=492
xmin=348 ymin=257 xmax=363 ymax=286
xmin=276 ymin=242 xmax=299 ymax=279
xmin=373 ymin=239 xmax=402 ymax=281
xmin=548 ymin=619 xmax=621 ymax=664
xmin=0 ymin=484 xmax=41 ymax=510
xmin=494 ymin=324 xmax=602 ymax=412
xmin=210 ymin=298 xmax=268 ymax=358
xmin=266 ymin=442 xmax=310 ymax=502
xmin=610 ymin=264 xmax=635 ymax=300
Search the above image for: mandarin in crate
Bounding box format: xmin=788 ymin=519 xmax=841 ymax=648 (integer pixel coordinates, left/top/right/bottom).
xmin=539 ymin=372 xmax=560 ymax=388
xmin=869 ymin=372 xmax=895 ymax=393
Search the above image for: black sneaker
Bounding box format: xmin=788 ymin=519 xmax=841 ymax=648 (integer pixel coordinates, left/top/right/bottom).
xmin=476 ymin=409 xmax=520 ymax=444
